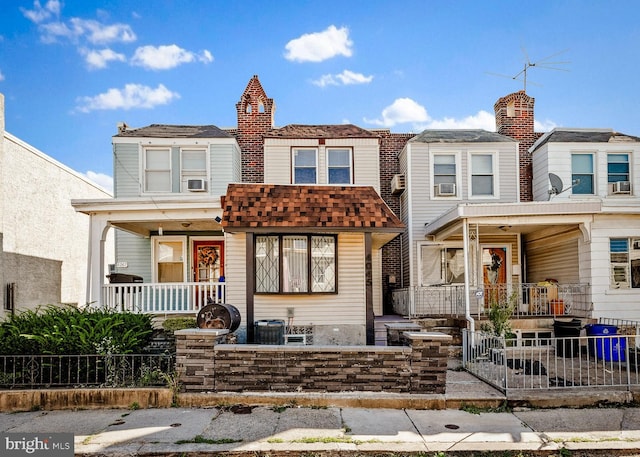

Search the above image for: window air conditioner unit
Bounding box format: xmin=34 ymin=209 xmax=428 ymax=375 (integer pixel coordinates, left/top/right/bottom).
xmin=391 ymin=174 xmax=406 ymax=195
xmin=612 ymin=181 xmax=631 ymax=194
xmin=436 ymin=182 xmax=456 ymax=196
xmin=187 ymin=179 xmax=207 ymax=192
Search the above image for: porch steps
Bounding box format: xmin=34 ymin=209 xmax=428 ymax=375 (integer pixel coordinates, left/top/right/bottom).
xmin=374 ymin=315 xmax=410 ymax=346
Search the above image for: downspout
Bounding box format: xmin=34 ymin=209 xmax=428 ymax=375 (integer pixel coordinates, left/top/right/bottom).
xmin=462 ymin=219 xmax=475 ymax=332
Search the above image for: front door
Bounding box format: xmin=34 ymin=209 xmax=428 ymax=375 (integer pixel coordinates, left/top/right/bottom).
xmin=193 ymin=240 xmax=224 ymax=305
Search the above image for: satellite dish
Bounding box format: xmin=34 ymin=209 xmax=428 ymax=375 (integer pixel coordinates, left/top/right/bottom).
xmin=548 ymin=173 xmax=563 ymax=198
xmin=548 ymin=173 xmax=580 ymax=199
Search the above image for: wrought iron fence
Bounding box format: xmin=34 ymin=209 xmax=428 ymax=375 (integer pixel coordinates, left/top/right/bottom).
xmin=463 ymin=329 xmax=640 ymax=393
xmin=0 ymin=354 xmax=175 ymax=389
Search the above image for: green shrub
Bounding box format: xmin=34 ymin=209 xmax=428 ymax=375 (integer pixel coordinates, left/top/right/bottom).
xmin=162 ymin=317 xmax=197 ymax=333
xmin=0 ymin=305 xmax=153 ymax=355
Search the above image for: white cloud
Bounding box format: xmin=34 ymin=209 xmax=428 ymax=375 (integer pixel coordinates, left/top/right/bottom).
xmin=131 ymin=44 xmax=213 ymax=70
xmin=75 ymin=83 xmax=180 ymax=113
xmin=0 ymin=70 xmax=4 ymax=82
xmin=425 ymin=110 xmax=496 ymax=131
xmin=312 ymin=70 xmax=373 ymax=87
xmin=284 ymin=25 xmax=353 ymax=63
xmin=83 ymin=48 xmax=126 ymax=69
xmin=535 ymin=119 xmax=557 ymax=132
xmin=38 ymin=17 xmax=136 ymax=44
xmin=364 ymin=98 xmax=430 ymax=128
xmin=85 ymin=171 xmax=113 ymax=193
xmin=21 ymin=0 xmax=61 ymax=24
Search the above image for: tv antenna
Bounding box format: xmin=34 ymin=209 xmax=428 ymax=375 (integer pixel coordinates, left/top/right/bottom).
xmin=489 ymin=48 xmax=570 ymax=92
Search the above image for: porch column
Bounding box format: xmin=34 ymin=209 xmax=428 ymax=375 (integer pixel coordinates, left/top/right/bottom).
xmin=86 ymin=214 xmax=111 ymax=307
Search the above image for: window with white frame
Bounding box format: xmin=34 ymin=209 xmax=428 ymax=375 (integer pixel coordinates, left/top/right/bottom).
xmin=153 ymin=237 xmax=186 ymax=283
xmin=610 ymin=238 xmax=640 ymax=289
xmin=433 ymin=154 xmax=457 ymax=196
xmin=471 ymin=154 xmax=494 ymax=196
xmin=181 ymin=148 xmax=207 ymax=191
xmin=420 ymin=244 xmax=464 ymax=285
xmin=572 ymin=153 xmax=594 ymax=194
xmin=144 ymin=148 xmax=171 ymax=192
xmin=293 ymin=149 xmax=317 ymax=184
xmin=327 ymin=148 xmax=352 ymax=184
xmin=608 ymin=153 xmax=630 ymax=184
xmin=255 ymin=234 xmax=336 ymax=293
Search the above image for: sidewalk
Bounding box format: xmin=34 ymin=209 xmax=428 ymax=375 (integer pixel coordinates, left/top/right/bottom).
xmin=2 ymin=404 xmax=640 ymax=455
xmin=1 ymin=369 xmax=639 ymax=455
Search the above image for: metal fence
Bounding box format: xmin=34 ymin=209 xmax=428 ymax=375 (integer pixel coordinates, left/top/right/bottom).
xmin=0 ymin=354 xmax=175 ymax=389
xmin=463 ymin=328 xmax=640 ymax=393
xmin=393 ymin=283 xmax=592 ymax=319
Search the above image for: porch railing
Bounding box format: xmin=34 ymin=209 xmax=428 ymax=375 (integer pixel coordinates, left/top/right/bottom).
xmin=392 ymin=283 xmax=591 ymax=319
xmin=463 ymin=328 xmax=640 ymax=393
xmin=102 ymin=282 xmax=226 ymax=314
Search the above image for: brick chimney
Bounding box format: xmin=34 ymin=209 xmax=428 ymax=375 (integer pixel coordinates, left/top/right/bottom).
xmin=236 ymin=75 xmax=274 ymax=183
xmin=494 ymin=91 xmax=539 ymax=202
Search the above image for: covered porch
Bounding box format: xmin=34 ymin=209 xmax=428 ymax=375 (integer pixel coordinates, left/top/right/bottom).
xmin=393 ymin=200 xmax=601 ymax=322
xmin=72 ymin=196 xmax=226 ymax=312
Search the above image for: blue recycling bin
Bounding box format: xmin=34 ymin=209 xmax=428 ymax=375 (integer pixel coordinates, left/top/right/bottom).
xmin=585 ymin=323 xmax=626 ymax=362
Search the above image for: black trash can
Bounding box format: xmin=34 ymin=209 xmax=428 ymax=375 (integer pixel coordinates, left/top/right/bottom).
xmin=254 ymin=320 xmax=285 ymax=345
xmin=553 ymin=319 xmax=582 ymax=357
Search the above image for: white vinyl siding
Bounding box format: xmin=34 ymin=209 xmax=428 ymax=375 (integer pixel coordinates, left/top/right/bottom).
xmin=254 ymin=233 xmax=366 ymax=325
xmin=264 ymin=138 xmax=380 ymax=191
xmin=223 ymin=232 xmax=248 ymax=318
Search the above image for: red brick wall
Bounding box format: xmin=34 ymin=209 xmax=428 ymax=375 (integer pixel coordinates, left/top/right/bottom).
xmin=378 ymin=131 xmax=414 ymax=310
xmin=235 ymin=76 xmax=274 ymax=183
xmin=494 ymin=91 xmax=543 ymax=202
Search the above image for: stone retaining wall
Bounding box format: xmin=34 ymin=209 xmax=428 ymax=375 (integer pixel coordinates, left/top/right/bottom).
xmin=175 ymin=329 xmax=451 ymax=394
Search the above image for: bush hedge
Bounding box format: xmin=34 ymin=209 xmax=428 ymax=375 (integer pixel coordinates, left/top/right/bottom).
xmin=0 ymin=305 xmax=154 ymax=355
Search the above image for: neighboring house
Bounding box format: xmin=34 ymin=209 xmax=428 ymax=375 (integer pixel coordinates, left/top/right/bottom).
xmin=393 ymin=90 xmax=640 ymax=323
xmin=0 ymin=93 xmax=113 ymax=319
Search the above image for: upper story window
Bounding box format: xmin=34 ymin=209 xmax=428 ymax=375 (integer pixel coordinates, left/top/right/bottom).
xmin=471 ymin=154 xmax=494 ymax=196
xmin=433 ymin=154 xmax=457 ymax=197
xmin=255 ymin=234 xmax=337 ymax=294
xmin=144 ymin=148 xmax=171 ymax=192
xmin=327 ymin=148 xmax=352 ymax=184
xmin=608 ymin=153 xmax=630 ymax=184
xmin=181 ymin=148 xmax=207 ymax=191
xmin=572 ymin=153 xmax=594 ymax=194
xmin=293 ymin=149 xmax=317 ymax=184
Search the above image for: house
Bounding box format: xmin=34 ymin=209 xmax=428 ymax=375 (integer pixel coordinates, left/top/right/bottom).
xmin=72 ymin=76 xmax=405 ymax=344
xmin=0 ymin=93 xmax=114 ymax=319
xmin=393 ymin=90 xmax=640 ymax=323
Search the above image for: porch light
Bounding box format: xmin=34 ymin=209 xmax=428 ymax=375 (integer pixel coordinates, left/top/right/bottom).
xmin=158 ymin=225 xmax=163 ymax=236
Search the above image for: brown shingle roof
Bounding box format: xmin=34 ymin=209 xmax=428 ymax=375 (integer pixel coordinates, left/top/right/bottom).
xmin=265 ymin=124 xmax=379 ymax=139
xmin=222 ymin=184 xmax=404 ymax=232
xmin=114 ymin=124 xmax=233 ymax=138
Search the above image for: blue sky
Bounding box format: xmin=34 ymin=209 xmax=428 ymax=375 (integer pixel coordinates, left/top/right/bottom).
xmin=2 ymin=1 xmax=640 ymax=193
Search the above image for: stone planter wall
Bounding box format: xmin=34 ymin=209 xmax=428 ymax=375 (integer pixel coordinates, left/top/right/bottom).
xmin=175 ymin=330 xmax=451 ymax=394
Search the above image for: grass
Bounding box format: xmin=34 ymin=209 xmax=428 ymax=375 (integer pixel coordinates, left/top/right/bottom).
xmin=175 ymin=435 xmax=241 ymax=445
xmin=460 ymin=400 xmax=511 ymax=414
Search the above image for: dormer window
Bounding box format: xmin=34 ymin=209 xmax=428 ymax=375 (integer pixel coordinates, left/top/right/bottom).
xmin=572 ymin=153 xmax=594 ymax=194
